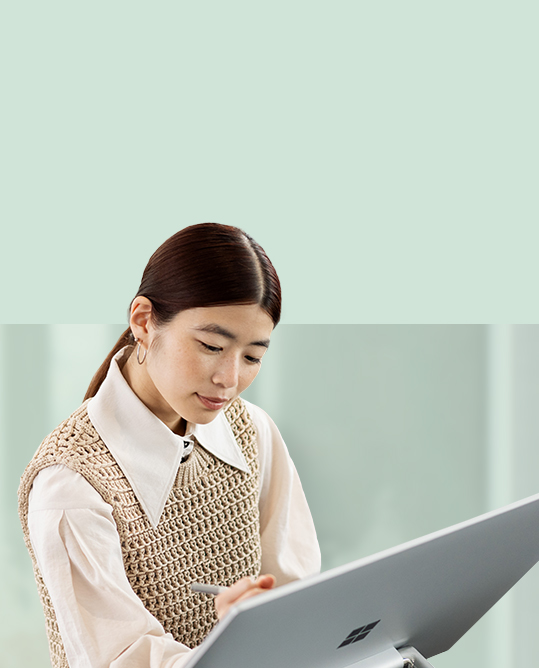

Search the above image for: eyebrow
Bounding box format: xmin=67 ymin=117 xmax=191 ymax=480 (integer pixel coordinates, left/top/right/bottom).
xmin=193 ymin=324 xmax=270 ymax=349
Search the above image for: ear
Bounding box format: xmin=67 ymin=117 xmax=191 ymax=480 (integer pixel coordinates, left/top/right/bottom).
xmin=129 ymin=296 xmax=154 ymax=345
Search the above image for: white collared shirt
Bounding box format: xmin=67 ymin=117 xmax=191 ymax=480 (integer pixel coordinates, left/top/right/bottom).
xmin=27 ymin=350 xmax=321 ymax=668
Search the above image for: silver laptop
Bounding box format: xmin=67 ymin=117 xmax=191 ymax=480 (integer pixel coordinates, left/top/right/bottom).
xmin=184 ymin=492 xmax=539 ymax=668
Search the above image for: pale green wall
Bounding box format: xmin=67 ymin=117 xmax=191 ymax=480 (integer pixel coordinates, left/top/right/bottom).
xmin=1 ymin=324 xmax=523 ymax=668
xmin=2 ymin=2 xmax=539 ymax=325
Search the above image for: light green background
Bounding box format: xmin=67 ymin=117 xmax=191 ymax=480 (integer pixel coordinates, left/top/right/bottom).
xmin=2 ymin=3 xmax=539 ymax=668
xmin=2 ymin=1 xmax=539 ymax=324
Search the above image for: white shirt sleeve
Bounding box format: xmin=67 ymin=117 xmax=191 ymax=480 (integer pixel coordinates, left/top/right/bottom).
xmin=246 ymin=401 xmax=321 ymax=584
xmin=28 ymin=465 xmax=196 ymax=668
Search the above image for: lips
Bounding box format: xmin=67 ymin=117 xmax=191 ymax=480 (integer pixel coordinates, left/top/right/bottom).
xmin=196 ymin=394 xmax=230 ymax=410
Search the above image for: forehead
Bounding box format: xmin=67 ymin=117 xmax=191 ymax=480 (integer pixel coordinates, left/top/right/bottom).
xmin=167 ymin=304 xmax=274 ymax=342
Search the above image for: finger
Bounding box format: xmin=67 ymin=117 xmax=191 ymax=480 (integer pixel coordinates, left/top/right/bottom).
xmin=255 ymin=574 xmax=276 ymax=590
xmin=215 ymin=576 xmax=257 ymax=608
xmin=220 ymin=574 xmax=274 ymax=603
xmin=237 ymin=581 xmax=276 ymax=602
xmin=214 ymin=574 xmax=276 ymax=620
xmin=216 ymin=585 xmax=270 ymax=619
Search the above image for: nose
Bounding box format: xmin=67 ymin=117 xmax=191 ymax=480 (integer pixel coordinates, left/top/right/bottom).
xmin=212 ymin=355 xmax=239 ymax=389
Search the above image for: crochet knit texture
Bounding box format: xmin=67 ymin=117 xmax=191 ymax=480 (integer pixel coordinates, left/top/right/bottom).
xmin=18 ymin=398 xmax=262 ymax=668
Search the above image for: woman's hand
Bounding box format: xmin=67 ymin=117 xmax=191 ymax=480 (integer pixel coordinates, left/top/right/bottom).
xmin=214 ymin=574 xmax=276 ymax=620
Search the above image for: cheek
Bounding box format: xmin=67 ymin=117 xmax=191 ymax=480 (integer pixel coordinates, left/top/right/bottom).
xmin=239 ymin=365 xmax=261 ymax=392
xmin=149 ymin=350 xmax=195 ymax=393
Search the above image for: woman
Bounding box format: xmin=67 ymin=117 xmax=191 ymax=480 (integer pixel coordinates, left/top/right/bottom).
xmin=18 ymin=223 xmax=320 ymax=668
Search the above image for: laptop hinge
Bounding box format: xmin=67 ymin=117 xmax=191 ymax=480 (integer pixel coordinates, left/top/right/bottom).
xmin=398 ymin=646 xmax=436 ymax=668
xmin=344 ymin=647 xmax=405 ymax=668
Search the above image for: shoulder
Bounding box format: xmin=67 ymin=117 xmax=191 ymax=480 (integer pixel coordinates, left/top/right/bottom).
xmin=37 ymin=400 xmax=99 ymax=460
xmin=224 ymin=396 xmax=280 ymax=441
xmin=29 ymin=464 xmax=111 ymax=512
xmin=19 ymin=400 xmax=106 ymax=514
xmin=242 ymin=399 xmax=279 ymax=435
xmin=241 ymin=399 xmax=290 ymax=461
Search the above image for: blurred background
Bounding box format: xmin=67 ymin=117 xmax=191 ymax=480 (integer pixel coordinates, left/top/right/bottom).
xmin=2 ymin=324 xmax=539 ymax=667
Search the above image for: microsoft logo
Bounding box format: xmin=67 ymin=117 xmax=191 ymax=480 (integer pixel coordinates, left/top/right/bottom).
xmin=337 ymin=620 xmax=381 ymax=648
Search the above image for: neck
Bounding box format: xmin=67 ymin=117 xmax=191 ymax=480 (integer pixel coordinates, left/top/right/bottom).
xmin=121 ymin=350 xmax=186 ymax=436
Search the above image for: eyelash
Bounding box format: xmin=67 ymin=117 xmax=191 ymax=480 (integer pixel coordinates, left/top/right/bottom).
xmin=200 ymin=342 xmax=221 ymax=353
xmin=245 ymin=356 xmax=262 ymax=365
xmin=199 ymin=342 xmax=261 ymax=365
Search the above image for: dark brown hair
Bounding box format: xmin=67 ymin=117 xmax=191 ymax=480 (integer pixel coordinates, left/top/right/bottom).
xmin=84 ymin=223 xmax=281 ymax=399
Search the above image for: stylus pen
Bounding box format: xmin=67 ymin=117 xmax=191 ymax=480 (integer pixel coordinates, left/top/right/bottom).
xmin=190 ymin=582 xmax=228 ymax=595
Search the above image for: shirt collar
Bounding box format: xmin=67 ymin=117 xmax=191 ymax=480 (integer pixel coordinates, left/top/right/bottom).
xmin=87 ymin=347 xmax=249 ymax=528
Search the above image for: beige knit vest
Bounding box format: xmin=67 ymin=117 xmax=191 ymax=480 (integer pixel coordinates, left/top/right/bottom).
xmin=18 ymin=397 xmax=262 ymax=668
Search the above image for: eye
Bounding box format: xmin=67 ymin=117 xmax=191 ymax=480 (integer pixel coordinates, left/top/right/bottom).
xmin=199 ymin=341 xmax=222 ymax=353
xmin=245 ymin=355 xmax=262 ymax=365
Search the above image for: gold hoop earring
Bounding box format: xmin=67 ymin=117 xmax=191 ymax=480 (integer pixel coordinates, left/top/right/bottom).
xmin=136 ymin=343 xmax=147 ymax=365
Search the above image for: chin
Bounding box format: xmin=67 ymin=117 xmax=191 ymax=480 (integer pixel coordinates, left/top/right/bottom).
xmin=187 ymin=409 xmax=223 ymax=425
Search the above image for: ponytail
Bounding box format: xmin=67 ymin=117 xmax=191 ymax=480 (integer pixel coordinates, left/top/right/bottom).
xmin=84 ymin=328 xmax=134 ymax=400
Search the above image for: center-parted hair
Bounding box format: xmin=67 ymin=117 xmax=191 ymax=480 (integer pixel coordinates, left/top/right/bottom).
xmin=84 ymin=223 xmax=281 ymax=399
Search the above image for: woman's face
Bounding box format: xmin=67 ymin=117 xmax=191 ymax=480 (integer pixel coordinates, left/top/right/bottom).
xmin=129 ymin=303 xmax=274 ymax=432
